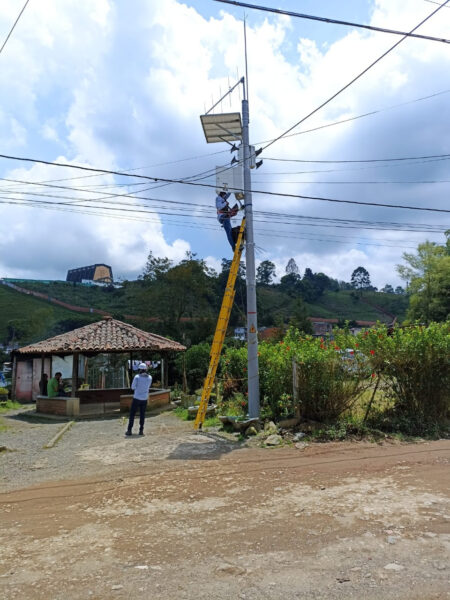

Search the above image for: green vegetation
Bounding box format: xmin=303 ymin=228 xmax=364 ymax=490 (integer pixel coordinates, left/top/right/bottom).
xmin=8 ymin=279 xmax=408 ymax=345
xmin=0 ymin=399 xmax=22 ymax=414
xmin=0 ymin=285 xmax=98 ymax=346
xmin=397 ymin=233 xmax=450 ymax=323
xmin=219 ymin=323 xmax=449 ymax=437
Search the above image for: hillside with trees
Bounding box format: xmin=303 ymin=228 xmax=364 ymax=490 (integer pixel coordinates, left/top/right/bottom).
xmin=1 ymin=253 xmax=411 ymax=347
xmin=0 ymin=284 xmax=98 ymax=347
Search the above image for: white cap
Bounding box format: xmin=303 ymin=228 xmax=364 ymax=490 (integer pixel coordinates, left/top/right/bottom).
xmin=138 ymin=363 xmax=147 ymax=370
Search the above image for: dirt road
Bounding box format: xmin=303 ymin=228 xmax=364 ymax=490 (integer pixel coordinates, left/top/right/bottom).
xmin=1 ymin=417 xmax=449 ymax=599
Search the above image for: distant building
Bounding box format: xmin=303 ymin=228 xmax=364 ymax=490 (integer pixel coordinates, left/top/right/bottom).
xmin=66 ymin=264 xmax=113 ymax=284
xmin=233 ymin=327 xmax=247 ymax=341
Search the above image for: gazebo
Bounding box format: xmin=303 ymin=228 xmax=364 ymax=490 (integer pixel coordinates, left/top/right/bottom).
xmin=11 ymin=317 xmax=186 ymax=416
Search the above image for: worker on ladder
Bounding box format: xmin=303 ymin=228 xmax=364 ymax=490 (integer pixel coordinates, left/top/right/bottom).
xmin=216 ymin=185 xmax=239 ymax=251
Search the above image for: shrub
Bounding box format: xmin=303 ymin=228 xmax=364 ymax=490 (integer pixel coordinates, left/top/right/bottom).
xmin=293 ymin=332 xmax=371 ymax=422
xmin=357 ymin=322 xmax=450 ymax=424
xmin=174 ymin=343 xmax=211 ymax=392
xmin=222 ymin=329 xmax=370 ymax=421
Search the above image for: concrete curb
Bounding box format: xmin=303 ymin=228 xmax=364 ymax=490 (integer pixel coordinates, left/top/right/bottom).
xmin=43 ymin=420 xmax=74 ymax=449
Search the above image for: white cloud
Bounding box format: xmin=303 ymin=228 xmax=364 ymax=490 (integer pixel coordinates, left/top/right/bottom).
xmin=0 ymin=0 xmax=448 ymax=289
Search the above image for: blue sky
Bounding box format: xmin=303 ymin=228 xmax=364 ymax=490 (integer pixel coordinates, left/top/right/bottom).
xmin=0 ymin=0 xmax=449 ymax=287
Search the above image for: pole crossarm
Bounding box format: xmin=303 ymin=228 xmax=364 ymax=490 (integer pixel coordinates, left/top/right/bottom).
xmin=194 ymin=218 xmax=246 ymax=430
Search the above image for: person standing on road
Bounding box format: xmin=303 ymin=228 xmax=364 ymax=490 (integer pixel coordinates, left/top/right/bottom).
xmin=126 ymin=363 xmax=152 ymax=437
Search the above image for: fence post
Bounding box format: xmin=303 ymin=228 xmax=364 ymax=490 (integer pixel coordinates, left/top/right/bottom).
xmin=292 ymin=359 xmax=300 ymax=418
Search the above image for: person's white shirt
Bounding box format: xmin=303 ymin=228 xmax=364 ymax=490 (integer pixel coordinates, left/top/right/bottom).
xmin=132 ymin=373 xmax=152 ymax=400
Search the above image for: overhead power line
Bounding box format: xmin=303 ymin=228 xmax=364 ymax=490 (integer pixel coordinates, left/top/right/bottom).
xmin=266 ymin=153 xmax=450 ymax=164
xmin=215 ymin=0 xmax=450 ymax=44
xmin=256 ymin=88 xmax=450 ymax=145
xmin=2 ymin=197 xmax=425 ymax=250
xmin=0 ymin=0 xmax=30 ymax=56
xmin=262 ymin=0 xmax=450 ymax=152
xmin=0 ymin=179 xmax=447 ymax=234
xmin=1 ymin=152 xmax=449 ymax=213
xmin=253 ymin=179 xmax=450 ymax=185
xmin=424 ymin=0 xmax=450 ymax=8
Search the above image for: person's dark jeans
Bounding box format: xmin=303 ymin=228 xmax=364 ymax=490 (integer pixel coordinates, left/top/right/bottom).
xmin=127 ymin=398 xmax=148 ymax=432
xmin=220 ymin=217 xmax=235 ymax=251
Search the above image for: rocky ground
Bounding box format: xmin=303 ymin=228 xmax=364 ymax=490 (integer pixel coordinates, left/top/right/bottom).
xmin=0 ymin=407 xmax=449 ymax=599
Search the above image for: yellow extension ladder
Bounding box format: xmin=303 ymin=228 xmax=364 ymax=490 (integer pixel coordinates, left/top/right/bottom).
xmin=194 ymin=217 xmax=246 ymax=430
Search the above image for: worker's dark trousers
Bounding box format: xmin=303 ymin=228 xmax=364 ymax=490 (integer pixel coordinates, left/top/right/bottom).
xmin=220 ymin=217 xmax=235 ymax=251
xmin=127 ymin=398 xmax=147 ymax=432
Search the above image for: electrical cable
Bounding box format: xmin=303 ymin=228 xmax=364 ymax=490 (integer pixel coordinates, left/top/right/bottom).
xmin=255 ymin=89 xmax=450 ymax=145
xmin=253 ymin=179 xmax=450 ymax=185
xmin=261 ymin=0 xmax=450 ymax=152
xmin=423 ymin=0 xmax=450 ymax=8
xmin=0 ymin=0 xmax=30 ymax=57
xmin=1 ymin=188 xmax=446 ymax=234
xmin=250 ymin=156 xmax=450 ymax=175
xmin=0 ymin=153 xmax=448 ymax=213
xmin=0 ymin=197 xmax=424 ymax=249
xmin=265 ymin=153 xmax=450 ymax=164
xmin=214 ymin=0 xmax=450 ymax=44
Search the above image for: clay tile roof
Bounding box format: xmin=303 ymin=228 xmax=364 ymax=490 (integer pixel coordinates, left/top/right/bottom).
xmin=16 ymin=317 xmax=186 ymax=355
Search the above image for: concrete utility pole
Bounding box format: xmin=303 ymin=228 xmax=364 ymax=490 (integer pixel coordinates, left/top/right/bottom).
xmin=199 ymin=27 xmax=261 ymax=419
xmin=241 ymin=85 xmax=260 ymax=419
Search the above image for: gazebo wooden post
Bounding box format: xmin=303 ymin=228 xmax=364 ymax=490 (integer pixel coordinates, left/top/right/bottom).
xmin=11 ymin=355 xmax=17 ymax=400
xmin=71 ymin=353 xmax=79 ymax=397
xmin=162 ymin=352 xmax=169 ymax=389
xmin=39 ymin=353 xmax=45 ymax=396
xmin=129 ymin=352 xmax=133 ymax=388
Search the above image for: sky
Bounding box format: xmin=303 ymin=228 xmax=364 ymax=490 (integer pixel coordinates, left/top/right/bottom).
xmin=0 ymin=0 xmax=449 ymax=288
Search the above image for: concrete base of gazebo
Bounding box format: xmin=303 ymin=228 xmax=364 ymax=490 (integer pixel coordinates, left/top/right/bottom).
xmin=36 ymin=388 xmax=171 ymax=417
xmin=36 ymin=396 xmax=81 ymax=417
xmin=120 ymin=389 xmax=170 ymax=412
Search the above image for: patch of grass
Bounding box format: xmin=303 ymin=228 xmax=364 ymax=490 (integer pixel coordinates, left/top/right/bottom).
xmin=203 ymin=416 xmax=221 ymax=428
xmin=173 ymin=406 xmax=221 ymax=428
xmin=302 ymin=415 xmax=387 ymax=443
xmin=0 ymin=399 xmax=22 ymax=414
xmin=173 ymin=406 xmax=190 ymax=421
xmin=0 ymin=417 xmax=10 ymax=432
xmin=366 ymin=413 xmax=448 ymax=439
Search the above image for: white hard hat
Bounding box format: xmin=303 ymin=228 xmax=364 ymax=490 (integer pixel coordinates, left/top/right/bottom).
xmin=138 ymin=363 xmax=147 ymax=370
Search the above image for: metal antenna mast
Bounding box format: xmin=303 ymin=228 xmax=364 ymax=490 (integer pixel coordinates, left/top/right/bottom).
xmin=242 ymin=18 xmax=260 ymax=419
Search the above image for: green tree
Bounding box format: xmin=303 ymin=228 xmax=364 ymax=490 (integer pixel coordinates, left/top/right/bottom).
xmin=174 ymin=342 xmax=211 ymax=392
xmin=286 ymin=258 xmax=299 ymax=276
xmin=256 ymin=260 xmax=276 ymax=285
xmin=351 ymin=266 xmax=371 ymax=290
xmin=279 ymin=273 xmax=301 ymax=296
xmin=397 ymin=240 xmax=450 ymax=322
xmin=381 ymin=284 xmax=394 ymax=294
xmin=141 ymin=251 xmax=172 ymax=282
xmin=289 ymin=298 xmax=313 ymax=334
xmin=145 ymin=253 xmax=217 ymax=339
